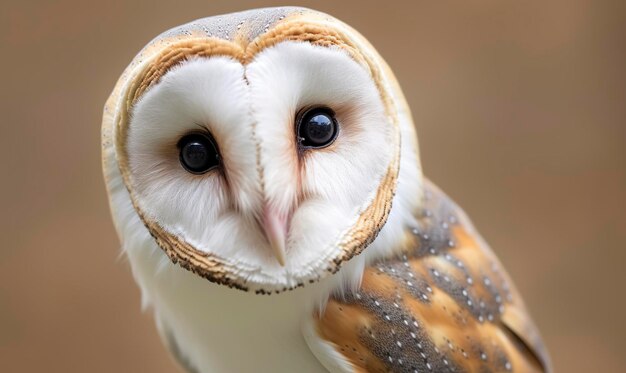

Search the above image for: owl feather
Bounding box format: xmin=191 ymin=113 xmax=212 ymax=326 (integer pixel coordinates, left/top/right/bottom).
xmin=102 ymin=7 xmax=550 ymax=373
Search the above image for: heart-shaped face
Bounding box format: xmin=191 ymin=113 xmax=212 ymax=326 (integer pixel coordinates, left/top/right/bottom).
xmin=103 ymin=7 xmax=402 ymax=293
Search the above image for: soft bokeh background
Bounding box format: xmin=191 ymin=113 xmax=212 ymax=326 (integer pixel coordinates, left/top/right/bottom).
xmin=1 ymin=0 xmax=624 ymax=372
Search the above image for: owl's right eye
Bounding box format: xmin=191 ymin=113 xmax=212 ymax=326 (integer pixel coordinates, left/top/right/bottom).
xmin=177 ymin=133 xmax=220 ymax=174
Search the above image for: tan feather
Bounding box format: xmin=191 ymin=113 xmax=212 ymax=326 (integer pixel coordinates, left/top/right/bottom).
xmin=315 ymin=180 xmax=550 ymax=373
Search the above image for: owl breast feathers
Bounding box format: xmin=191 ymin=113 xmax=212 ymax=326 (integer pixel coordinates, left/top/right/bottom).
xmin=102 ymin=6 xmax=551 ymax=373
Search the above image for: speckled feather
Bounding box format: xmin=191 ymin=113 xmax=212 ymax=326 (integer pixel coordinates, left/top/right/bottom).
xmin=315 ymin=180 xmax=551 ymax=373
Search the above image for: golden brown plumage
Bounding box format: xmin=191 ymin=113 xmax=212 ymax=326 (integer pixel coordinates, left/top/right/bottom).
xmin=315 ymin=180 xmax=550 ymax=373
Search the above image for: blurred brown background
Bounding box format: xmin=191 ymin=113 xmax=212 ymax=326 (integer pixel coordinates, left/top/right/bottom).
xmin=1 ymin=0 xmax=624 ymax=372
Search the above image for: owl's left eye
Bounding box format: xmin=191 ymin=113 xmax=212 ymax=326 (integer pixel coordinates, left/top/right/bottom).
xmin=296 ymin=107 xmax=338 ymax=149
xmin=177 ymin=133 xmax=220 ymax=174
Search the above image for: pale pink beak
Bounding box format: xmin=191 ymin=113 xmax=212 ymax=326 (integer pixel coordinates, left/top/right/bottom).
xmin=261 ymin=206 xmax=289 ymax=266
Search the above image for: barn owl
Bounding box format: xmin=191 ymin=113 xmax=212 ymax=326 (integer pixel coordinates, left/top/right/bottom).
xmin=102 ymin=7 xmax=551 ymax=373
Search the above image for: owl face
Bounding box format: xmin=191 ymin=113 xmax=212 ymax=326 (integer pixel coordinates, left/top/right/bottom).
xmin=105 ymin=8 xmax=403 ymax=292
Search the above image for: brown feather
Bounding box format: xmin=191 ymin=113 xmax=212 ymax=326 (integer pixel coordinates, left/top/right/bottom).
xmin=315 ymin=180 xmax=550 ymax=373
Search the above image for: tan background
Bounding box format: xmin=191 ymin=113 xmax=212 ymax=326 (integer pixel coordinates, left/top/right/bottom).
xmin=1 ymin=0 xmax=625 ymax=372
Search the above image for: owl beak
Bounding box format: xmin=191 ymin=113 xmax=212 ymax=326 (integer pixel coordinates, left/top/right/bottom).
xmin=261 ymin=206 xmax=288 ymax=267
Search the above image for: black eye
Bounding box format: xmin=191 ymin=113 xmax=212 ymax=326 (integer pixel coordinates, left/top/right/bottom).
xmin=297 ymin=107 xmax=338 ymax=149
xmin=177 ymin=133 xmax=220 ymax=174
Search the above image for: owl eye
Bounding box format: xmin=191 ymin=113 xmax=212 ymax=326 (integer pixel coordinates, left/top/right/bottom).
xmin=177 ymin=133 xmax=220 ymax=174
xmin=296 ymin=107 xmax=338 ymax=149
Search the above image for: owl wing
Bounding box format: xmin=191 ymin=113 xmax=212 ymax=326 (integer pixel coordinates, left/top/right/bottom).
xmin=306 ymin=179 xmax=551 ymax=373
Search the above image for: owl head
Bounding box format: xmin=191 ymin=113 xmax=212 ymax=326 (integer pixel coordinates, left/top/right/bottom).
xmin=103 ymin=7 xmax=422 ymax=293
